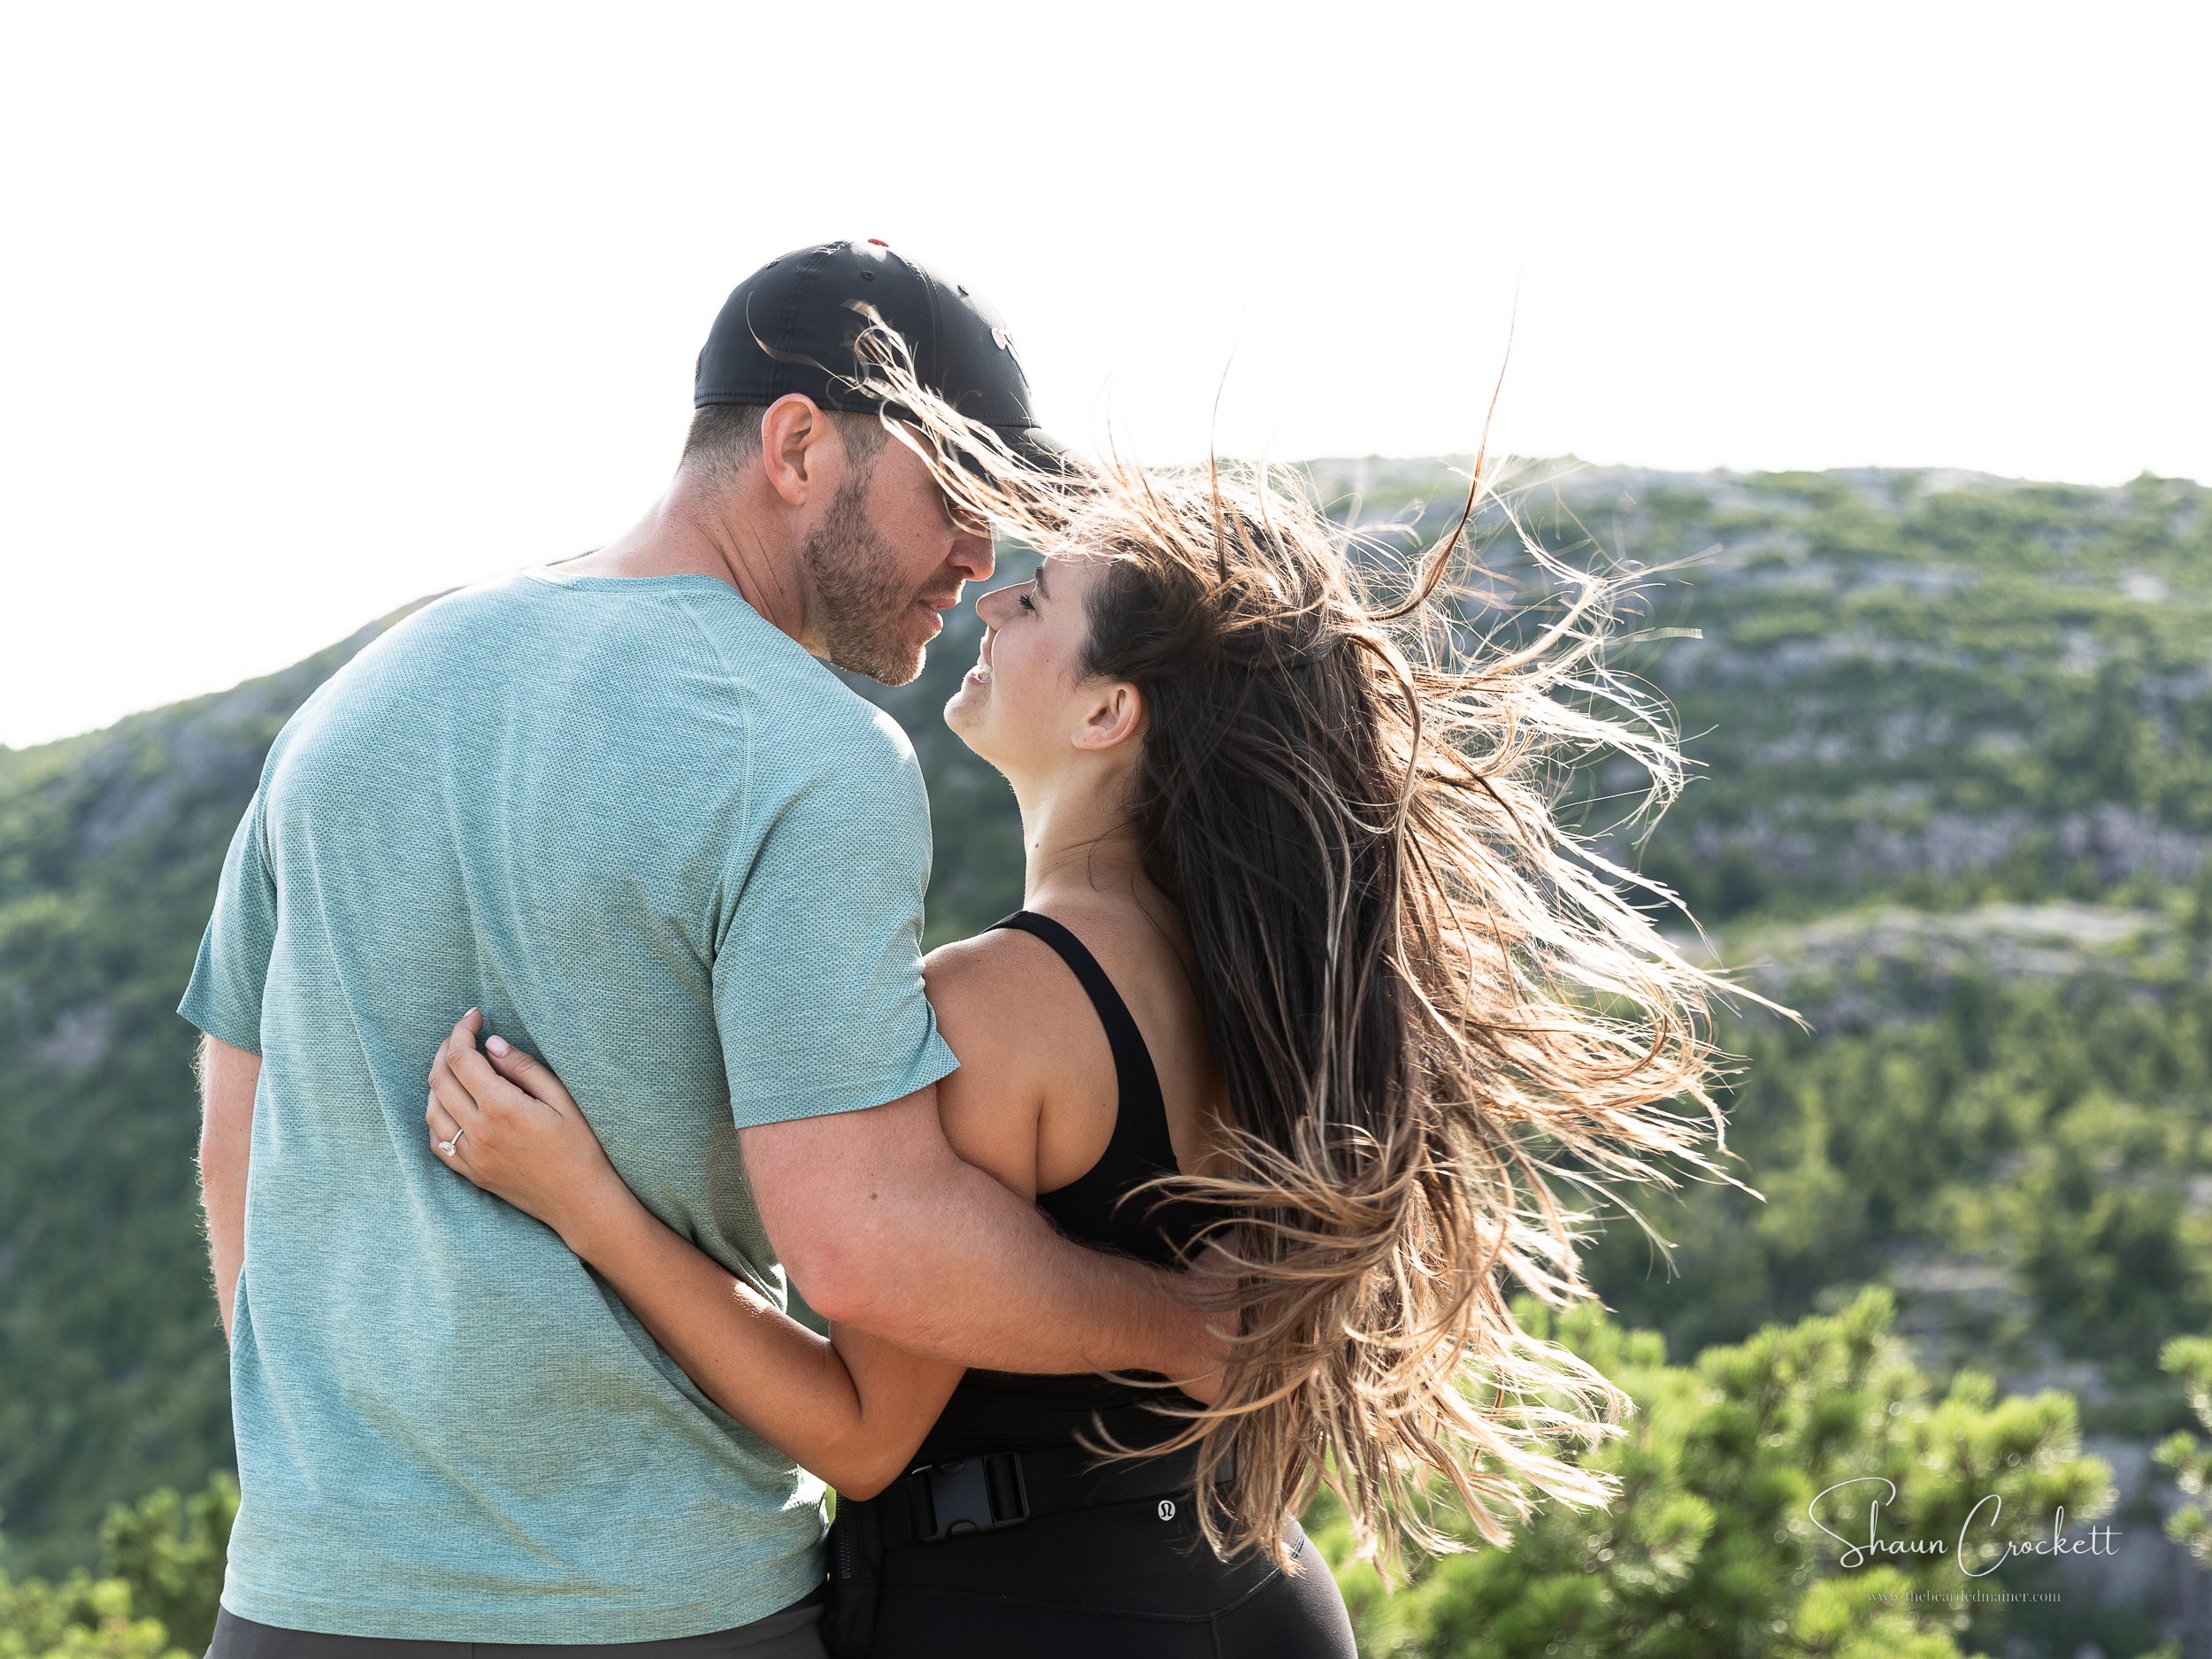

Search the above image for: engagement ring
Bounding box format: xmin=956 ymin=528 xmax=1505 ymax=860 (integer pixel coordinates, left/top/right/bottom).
xmin=437 ymin=1130 xmax=465 ymax=1156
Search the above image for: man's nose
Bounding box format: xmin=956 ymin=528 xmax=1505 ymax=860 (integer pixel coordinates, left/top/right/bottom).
xmin=951 ymin=528 xmax=995 ymax=582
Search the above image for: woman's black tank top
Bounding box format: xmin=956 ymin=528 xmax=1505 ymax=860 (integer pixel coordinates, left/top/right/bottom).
xmin=913 ymin=910 xmax=1214 ymax=1463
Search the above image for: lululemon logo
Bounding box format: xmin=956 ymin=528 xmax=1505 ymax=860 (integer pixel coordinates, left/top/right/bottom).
xmin=1157 ymin=1500 xmax=1177 ymax=1521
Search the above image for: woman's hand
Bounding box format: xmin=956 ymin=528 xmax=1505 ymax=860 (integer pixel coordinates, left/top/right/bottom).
xmin=426 ymin=1017 xmax=960 ymax=1494
xmin=425 ymin=1010 xmax=635 ymax=1256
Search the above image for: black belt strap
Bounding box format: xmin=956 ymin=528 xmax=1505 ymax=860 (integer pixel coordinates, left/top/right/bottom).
xmin=871 ymin=1442 xmax=1227 ymax=1548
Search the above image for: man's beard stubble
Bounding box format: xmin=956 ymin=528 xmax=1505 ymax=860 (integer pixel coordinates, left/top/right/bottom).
xmin=799 ymin=472 xmax=928 ymax=687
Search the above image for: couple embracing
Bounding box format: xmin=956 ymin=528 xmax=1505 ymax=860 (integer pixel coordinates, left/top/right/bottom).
xmin=183 ymin=240 xmax=1717 ymax=1658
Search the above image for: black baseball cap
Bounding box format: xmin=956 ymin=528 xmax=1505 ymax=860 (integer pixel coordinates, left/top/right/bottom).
xmin=694 ymin=239 xmax=1066 ymax=467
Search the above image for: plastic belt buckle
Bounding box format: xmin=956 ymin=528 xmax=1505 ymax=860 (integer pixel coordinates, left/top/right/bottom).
xmin=913 ymin=1453 xmax=1030 ymax=1542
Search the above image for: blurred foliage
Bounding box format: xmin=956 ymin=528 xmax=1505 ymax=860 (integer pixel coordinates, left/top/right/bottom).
xmin=0 ymin=1473 xmax=234 ymax=1659
xmin=2155 ymin=1338 xmax=2212 ymax=1563
xmin=1317 ymin=1290 xmax=2116 ymax=1658
xmin=1591 ymin=947 xmax=2212 ymax=1402
xmin=1542 ymin=470 xmax=2212 ymax=924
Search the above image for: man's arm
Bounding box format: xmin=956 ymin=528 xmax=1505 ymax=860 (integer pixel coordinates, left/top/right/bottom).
xmin=718 ymin=733 xmax=1220 ymax=1390
xmin=196 ymin=1033 xmax=259 ymax=1341
xmin=741 ymin=1084 xmax=1218 ymax=1391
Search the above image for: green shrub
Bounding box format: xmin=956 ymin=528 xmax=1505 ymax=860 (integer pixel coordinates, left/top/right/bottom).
xmin=1319 ymin=1291 xmax=2111 ymax=1659
xmin=0 ymin=1475 xmax=234 ymax=1659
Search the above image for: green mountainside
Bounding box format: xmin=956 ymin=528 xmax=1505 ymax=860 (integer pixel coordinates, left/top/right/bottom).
xmin=3 ymin=464 xmax=2207 ymax=1655
xmin=0 ymin=615 xmax=426 ymax=1577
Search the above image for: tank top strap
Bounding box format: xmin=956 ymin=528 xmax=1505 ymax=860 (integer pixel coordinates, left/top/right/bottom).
xmin=988 ymin=910 xmax=1176 ymax=1175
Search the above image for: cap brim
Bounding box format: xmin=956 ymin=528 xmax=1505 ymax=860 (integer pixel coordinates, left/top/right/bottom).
xmin=995 ymin=424 xmax=1082 ymax=480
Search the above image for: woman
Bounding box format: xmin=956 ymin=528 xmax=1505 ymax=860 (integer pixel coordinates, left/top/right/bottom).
xmin=423 ymin=354 xmax=1724 ymax=1655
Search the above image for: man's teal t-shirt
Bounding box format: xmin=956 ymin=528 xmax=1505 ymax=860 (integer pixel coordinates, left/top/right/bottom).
xmin=178 ymin=570 xmax=957 ymax=1641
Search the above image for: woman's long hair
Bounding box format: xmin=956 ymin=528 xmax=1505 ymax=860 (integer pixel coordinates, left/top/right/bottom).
xmin=851 ymin=325 xmax=1734 ymax=1571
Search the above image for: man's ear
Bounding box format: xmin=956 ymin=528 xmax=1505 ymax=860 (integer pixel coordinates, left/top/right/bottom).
xmin=1071 ymin=681 xmax=1144 ymax=753
xmin=759 ymin=395 xmax=826 ymax=507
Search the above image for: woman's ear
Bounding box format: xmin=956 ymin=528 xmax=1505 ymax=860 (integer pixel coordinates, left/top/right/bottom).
xmin=1071 ymin=680 xmax=1144 ymax=753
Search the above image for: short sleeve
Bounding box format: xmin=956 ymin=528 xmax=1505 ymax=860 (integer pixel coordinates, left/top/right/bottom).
xmin=178 ymin=780 xmax=280 ymax=1055
xmin=713 ymin=718 xmax=958 ymax=1129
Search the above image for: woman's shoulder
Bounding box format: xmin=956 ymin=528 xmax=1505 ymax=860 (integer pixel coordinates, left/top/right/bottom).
xmin=922 ymin=910 xmax=1145 ymax=1039
xmin=922 ymin=923 xmax=1111 ymax=1077
xmin=922 ymin=923 xmax=1121 ymax=1197
xmin=921 ymin=922 xmax=1035 ymax=991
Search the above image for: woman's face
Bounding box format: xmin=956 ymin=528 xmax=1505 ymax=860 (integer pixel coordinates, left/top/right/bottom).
xmin=944 ymin=550 xmax=1118 ymax=777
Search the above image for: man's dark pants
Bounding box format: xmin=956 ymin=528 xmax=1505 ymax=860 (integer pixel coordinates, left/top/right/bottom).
xmin=204 ymin=1590 xmax=828 ymax=1659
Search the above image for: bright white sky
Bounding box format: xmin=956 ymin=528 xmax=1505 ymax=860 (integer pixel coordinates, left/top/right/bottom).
xmin=2 ymin=2 xmax=2205 ymax=749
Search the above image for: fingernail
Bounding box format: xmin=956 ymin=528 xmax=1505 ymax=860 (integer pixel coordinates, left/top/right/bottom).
xmin=466 ymin=1007 xmax=480 ymax=1018
xmin=487 ymin=1035 xmax=511 ymax=1057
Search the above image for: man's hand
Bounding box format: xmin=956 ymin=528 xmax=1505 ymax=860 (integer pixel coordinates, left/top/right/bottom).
xmin=196 ymin=1033 xmax=260 ymax=1341
xmin=1163 ymin=1242 xmax=1240 ymax=1406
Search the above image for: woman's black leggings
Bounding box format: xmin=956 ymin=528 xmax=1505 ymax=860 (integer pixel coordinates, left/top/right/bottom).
xmin=864 ymin=1498 xmax=1357 ymax=1658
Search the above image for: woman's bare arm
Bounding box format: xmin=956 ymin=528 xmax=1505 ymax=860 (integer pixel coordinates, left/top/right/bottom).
xmin=550 ymin=1172 xmax=960 ymax=1498
xmin=423 ymin=938 xmax=1061 ymax=1494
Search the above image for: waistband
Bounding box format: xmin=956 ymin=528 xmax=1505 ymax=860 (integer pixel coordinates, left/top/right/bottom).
xmin=864 ymin=1440 xmax=1233 ymax=1549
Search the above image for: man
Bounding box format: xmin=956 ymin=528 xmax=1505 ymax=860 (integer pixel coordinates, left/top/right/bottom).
xmin=183 ymin=240 xmax=1215 ymax=1658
